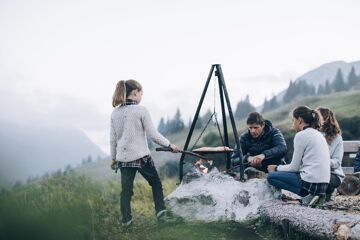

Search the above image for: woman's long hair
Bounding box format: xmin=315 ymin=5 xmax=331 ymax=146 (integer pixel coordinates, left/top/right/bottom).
xmin=317 ymin=107 xmax=342 ymax=144
xmin=112 ymin=79 xmax=142 ymax=107
xmin=292 ymin=105 xmax=321 ymax=130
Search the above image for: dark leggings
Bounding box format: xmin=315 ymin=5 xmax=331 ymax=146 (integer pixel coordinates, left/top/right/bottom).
xmin=326 ymin=173 xmax=341 ymax=198
xmin=120 ymin=161 xmax=165 ymax=223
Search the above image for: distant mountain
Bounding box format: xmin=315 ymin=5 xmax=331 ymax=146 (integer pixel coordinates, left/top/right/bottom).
xmin=0 ymin=120 xmax=106 ymax=188
xmin=297 ymin=60 xmax=360 ymax=87
xmin=277 ymin=60 xmax=360 ymax=102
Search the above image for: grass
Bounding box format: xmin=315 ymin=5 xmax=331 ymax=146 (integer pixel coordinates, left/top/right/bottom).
xmin=0 ymin=171 xmax=274 ymax=240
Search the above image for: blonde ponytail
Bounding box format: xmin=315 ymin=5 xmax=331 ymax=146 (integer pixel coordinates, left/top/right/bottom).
xmin=112 ymin=79 xmax=142 ymax=107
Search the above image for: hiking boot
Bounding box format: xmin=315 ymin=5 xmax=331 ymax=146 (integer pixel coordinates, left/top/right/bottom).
xmin=156 ymin=209 xmax=179 ymax=224
xmin=315 ymin=196 xmax=326 ymax=207
xmin=156 ymin=209 xmax=168 ymax=222
xmin=121 ymin=219 xmax=133 ymax=229
xmin=301 ymin=194 xmax=319 ymax=207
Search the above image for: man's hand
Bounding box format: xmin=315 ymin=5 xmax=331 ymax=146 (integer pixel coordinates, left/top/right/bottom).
xmin=267 ymin=164 xmax=277 ymax=173
xmin=248 ymin=154 xmax=265 ymax=167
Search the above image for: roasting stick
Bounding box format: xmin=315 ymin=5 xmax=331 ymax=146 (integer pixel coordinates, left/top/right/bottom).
xmin=155 ymin=147 xmax=212 ymax=160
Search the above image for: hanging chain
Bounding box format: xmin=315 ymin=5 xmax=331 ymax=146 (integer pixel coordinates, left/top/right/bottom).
xmin=213 ymin=73 xmax=216 ymax=115
xmin=190 ymin=69 xmax=227 ymax=152
xmin=214 ymin=113 xmax=225 ymax=147
xmin=190 ymin=112 xmax=216 ymax=151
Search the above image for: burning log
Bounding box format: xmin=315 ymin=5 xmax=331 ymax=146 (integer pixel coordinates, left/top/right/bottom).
xmin=182 ymin=159 xmax=213 ymax=184
xmin=193 ymin=159 xmax=212 ymax=174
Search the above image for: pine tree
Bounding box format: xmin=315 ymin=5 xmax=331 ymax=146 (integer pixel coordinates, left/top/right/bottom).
xmin=262 ymin=97 xmax=269 ymax=113
xmin=324 ymin=79 xmax=332 ymax=94
xmin=317 ymin=84 xmax=325 ymax=95
xmin=309 ymin=84 xmax=316 ymax=96
xmin=235 ymin=95 xmax=256 ymax=119
xmin=347 ymin=66 xmax=358 ymax=89
xmin=262 ymin=96 xmax=278 ymax=113
xmin=268 ymin=95 xmax=278 ymax=109
xmin=332 ymin=68 xmax=347 ymax=92
xmin=157 ymin=117 xmax=167 ymax=134
xmin=168 ymin=108 xmax=184 ymax=134
xmin=283 ymin=80 xmax=296 ymax=102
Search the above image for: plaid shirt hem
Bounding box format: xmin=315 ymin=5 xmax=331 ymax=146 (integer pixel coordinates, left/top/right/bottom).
xmin=118 ymin=155 xmax=154 ymax=169
xmin=300 ymin=180 xmax=328 ymax=196
xmin=118 ymin=99 xmax=153 ymax=169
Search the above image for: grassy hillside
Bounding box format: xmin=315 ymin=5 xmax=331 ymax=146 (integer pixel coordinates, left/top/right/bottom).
xmin=263 ymin=89 xmax=360 ymax=130
xmin=0 ymin=171 xmax=272 ymax=240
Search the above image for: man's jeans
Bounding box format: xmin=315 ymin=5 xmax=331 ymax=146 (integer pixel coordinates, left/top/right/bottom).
xmin=267 ymin=171 xmax=307 ymax=196
xmin=120 ymin=161 xmax=165 ymax=223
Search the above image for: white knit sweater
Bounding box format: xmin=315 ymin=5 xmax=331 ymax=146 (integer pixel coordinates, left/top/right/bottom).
xmin=277 ymin=128 xmax=330 ymax=183
xmin=110 ymin=104 xmax=170 ymax=162
xmin=328 ymin=134 xmax=345 ymax=180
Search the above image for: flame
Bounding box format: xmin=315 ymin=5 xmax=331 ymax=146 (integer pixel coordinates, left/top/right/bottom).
xmin=194 ymin=159 xmax=210 ymax=173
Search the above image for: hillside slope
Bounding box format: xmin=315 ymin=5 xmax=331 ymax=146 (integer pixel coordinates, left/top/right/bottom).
xmin=0 ymin=120 xmax=106 ymax=188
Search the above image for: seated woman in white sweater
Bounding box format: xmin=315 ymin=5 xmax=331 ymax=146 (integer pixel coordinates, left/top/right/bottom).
xmin=267 ymin=106 xmax=330 ymax=207
xmin=317 ymin=107 xmax=345 ymax=201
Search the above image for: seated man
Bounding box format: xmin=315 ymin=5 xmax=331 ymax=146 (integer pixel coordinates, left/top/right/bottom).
xmin=232 ymin=112 xmax=287 ymax=173
xmin=354 ymin=147 xmax=360 ymax=173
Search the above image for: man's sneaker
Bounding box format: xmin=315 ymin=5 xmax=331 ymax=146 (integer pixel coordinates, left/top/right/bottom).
xmin=301 ymin=194 xmax=319 ymax=207
xmin=121 ymin=219 xmax=132 ymax=228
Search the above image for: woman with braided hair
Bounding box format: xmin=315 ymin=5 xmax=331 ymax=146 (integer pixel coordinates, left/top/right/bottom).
xmin=317 ymin=107 xmax=344 ymax=201
xmin=267 ymin=106 xmax=330 ymax=207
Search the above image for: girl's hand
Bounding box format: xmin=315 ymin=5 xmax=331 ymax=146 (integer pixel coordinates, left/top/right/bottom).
xmin=169 ymin=144 xmax=180 ymax=153
xmin=111 ymin=159 xmax=118 ymax=170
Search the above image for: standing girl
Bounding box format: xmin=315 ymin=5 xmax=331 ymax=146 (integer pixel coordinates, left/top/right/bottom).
xmin=317 ymin=107 xmax=345 ymax=201
xmin=110 ymin=79 xmax=180 ymax=227
xmin=267 ymin=106 xmax=330 ymax=207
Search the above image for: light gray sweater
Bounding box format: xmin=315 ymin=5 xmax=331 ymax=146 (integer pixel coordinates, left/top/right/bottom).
xmin=277 ymin=128 xmax=330 ymax=183
xmin=110 ymin=105 xmax=170 ymax=162
xmin=327 ymin=134 xmax=345 ymax=180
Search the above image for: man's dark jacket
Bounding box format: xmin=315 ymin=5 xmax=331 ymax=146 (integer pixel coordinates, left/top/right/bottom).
xmin=232 ymin=120 xmax=287 ymax=172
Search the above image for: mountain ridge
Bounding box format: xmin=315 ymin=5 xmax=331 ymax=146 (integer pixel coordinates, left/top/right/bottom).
xmin=0 ymin=119 xmax=106 ymax=188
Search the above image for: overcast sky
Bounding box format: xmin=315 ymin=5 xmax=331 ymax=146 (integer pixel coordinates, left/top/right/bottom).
xmin=1 ymin=0 xmax=360 ymax=153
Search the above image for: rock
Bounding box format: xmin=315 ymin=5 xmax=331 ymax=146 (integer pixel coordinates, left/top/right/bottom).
xmin=338 ymin=175 xmax=360 ymax=196
xmin=165 ymin=168 xmax=279 ymax=222
xmin=351 ymin=224 xmax=360 ymax=240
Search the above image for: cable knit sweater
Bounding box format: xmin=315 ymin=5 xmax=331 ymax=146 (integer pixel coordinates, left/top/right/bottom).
xmin=327 ymin=134 xmax=345 ymax=180
xmin=277 ymin=128 xmax=330 ymax=183
xmin=110 ymin=104 xmax=170 ymax=162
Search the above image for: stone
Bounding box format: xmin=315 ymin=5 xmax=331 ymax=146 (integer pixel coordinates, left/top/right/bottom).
xmin=165 ymin=168 xmax=279 ymax=222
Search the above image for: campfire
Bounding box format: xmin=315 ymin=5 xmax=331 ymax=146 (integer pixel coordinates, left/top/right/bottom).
xmin=192 ymin=159 xmax=213 ymax=174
